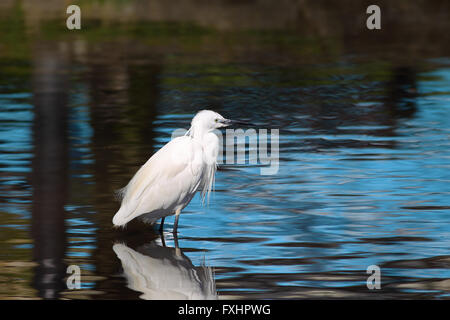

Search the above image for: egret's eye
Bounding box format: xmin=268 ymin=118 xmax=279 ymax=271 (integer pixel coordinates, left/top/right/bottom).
xmin=215 ymin=118 xmax=219 ymax=122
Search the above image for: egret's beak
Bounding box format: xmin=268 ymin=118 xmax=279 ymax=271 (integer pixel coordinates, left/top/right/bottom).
xmin=220 ymin=119 xmax=251 ymax=126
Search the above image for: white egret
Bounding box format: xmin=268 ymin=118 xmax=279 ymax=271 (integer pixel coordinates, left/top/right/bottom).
xmin=112 ymin=110 xmax=246 ymax=233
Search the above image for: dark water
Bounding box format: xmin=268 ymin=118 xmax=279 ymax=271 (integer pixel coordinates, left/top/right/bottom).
xmin=1 ymin=3 xmax=450 ymax=300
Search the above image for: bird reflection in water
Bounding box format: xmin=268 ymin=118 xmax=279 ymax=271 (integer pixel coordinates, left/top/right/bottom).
xmin=113 ymin=236 xmax=217 ymax=300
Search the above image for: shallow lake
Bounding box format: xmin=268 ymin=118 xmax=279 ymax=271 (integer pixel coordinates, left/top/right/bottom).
xmin=0 ymin=1 xmax=449 ymax=299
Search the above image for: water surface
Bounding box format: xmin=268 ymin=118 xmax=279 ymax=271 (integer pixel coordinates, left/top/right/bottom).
xmin=0 ymin=2 xmax=450 ymax=300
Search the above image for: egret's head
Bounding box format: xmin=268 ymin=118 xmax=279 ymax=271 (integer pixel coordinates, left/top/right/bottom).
xmin=191 ymin=110 xmax=232 ymax=131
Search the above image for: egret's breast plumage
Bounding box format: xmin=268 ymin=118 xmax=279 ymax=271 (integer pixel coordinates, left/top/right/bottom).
xmin=198 ymin=132 xmax=219 ymax=204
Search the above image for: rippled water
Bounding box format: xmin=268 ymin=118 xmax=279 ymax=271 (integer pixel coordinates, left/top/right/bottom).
xmin=1 ymin=37 xmax=450 ymax=298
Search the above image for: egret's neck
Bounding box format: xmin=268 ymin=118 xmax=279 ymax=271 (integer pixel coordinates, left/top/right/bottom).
xmin=187 ymin=125 xmax=219 ymax=166
xmin=188 ymin=124 xmax=210 ymax=141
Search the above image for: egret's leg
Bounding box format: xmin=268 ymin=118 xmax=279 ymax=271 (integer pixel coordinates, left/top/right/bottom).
xmin=159 ymin=217 xmax=165 ymax=233
xmin=174 ymin=232 xmax=181 ymax=256
xmin=160 ymin=230 xmax=166 ymax=247
xmin=173 ymin=209 xmax=181 ymax=234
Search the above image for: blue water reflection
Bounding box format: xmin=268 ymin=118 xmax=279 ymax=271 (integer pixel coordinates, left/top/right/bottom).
xmin=0 ymin=57 xmax=449 ymax=299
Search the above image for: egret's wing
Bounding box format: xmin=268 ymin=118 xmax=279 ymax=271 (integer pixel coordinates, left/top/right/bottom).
xmin=113 ymin=136 xmax=204 ymax=226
